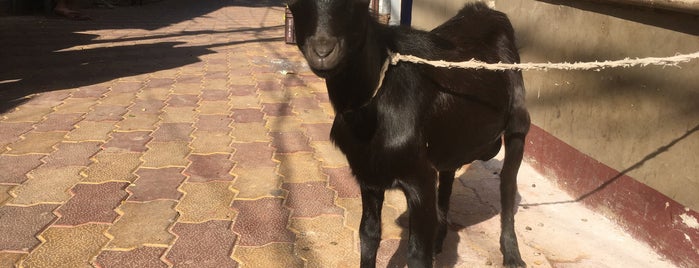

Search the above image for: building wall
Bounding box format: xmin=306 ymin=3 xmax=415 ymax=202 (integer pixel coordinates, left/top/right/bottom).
xmin=411 ymin=0 xmax=699 ymax=266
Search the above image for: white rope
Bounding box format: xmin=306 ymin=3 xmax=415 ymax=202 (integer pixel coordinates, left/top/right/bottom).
xmin=389 ymin=51 xmax=699 ymax=71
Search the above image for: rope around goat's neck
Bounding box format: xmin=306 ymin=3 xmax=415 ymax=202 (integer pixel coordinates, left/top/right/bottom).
xmin=389 ymin=50 xmax=699 ymax=71
xmin=370 ymin=55 xmax=391 ymax=99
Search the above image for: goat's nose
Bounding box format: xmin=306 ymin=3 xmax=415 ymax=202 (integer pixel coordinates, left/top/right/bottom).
xmin=312 ymin=37 xmax=337 ymax=58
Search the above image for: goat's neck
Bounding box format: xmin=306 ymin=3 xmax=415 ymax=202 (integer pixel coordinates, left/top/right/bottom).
xmin=325 ymin=23 xmax=389 ymax=114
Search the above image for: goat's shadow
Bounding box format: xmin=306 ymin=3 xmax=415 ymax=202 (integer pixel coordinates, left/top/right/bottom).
xmin=381 ymin=158 xmax=521 ymax=268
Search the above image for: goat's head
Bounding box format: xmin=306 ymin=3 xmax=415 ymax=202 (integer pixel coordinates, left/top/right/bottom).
xmin=288 ymin=0 xmax=371 ymax=78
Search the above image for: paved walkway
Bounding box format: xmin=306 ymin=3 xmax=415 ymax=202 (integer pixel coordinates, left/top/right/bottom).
xmin=0 ymin=1 xmax=676 ymax=267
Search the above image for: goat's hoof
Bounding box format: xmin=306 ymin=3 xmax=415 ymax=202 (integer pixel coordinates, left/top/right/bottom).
xmin=503 ymin=257 xmax=526 ymax=268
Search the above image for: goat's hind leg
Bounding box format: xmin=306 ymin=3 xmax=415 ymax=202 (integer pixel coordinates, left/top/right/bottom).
xmin=499 ymin=108 xmax=530 ymax=268
xmin=359 ymin=185 xmax=385 ymax=268
xmin=435 ymin=170 xmax=455 ymax=255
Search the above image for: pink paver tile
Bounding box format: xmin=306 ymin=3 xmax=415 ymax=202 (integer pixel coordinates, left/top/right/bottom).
xmin=103 ymin=131 xmax=152 ymax=152
xmin=229 ymin=85 xmax=256 ymax=96
xmin=231 ymin=109 xmax=264 ymax=123
xmin=128 ymin=168 xmax=186 ymax=201
xmin=55 ymin=182 xmax=129 ymax=225
xmin=0 ymin=154 xmax=43 ymax=184
xmin=146 ymin=78 xmax=175 ymax=88
xmin=270 ymin=131 xmax=313 ymax=153
xmin=84 ymin=105 xmax=127 ymax=121
xmin=196 ymin=114 xmax=233 ymax=132
xmin=24 ymin=90 xmax=71 ymax=106
xmin=151 ymin=123 xmax=193 ymax=142
xmin=201 ymin=89 xmax=230 ymax=101
xmin=111 ymin=81 xmax=143 ymax=93
xmin=283 ymin=182 xmax=344 ymax=218
xmin=185 ymin=154 xmax=235 ymax=182
xmin=0 ymin=204 xmax=59 ymax=251
xmin=262 ymin=103 xmax=294 ymax=116
xmin=291 ymin=97 xmax=320 ymax=111
xmin=72 ymin=86 xmax=109 ymax=98
xmin=230 ymin=142 xmax=276 ymax=168
xmin=281 ymin=76 xmax=306 ymax=87
xmin=33 ymin=113 xmax=83 ymax=132
xmin=315 ymin=92 xmax=330 ymax=103
xmin=231 ymin=198 xmax=295 ymax=246
xmin=177 ymin=75 xmax=203 ymax=84
xmin=95 ymin=247 xmax=168 ymax=268
xmin=41 ymin=141 xmax=102 ymax=168
xmin=167 ymin=94 xmax=199 ymax=107
xmin=129 ymin=99 xmax=166 ymax=114
xmin=325 ymin=167 xmax=361 ymax=198
xmin=302 ymin=123 xmax=332 ymax=142
xmin=0 ymin=122 xmax=33 ymax=148
xmin=167 ymin=221 xmax=239 ymax=268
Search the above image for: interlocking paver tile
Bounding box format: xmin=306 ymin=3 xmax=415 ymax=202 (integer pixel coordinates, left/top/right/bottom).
xmin=117 ymin=113 xmax=160 ymax=131
xmin=42 ymin=142 xmax=101 ymax=168
xmin=2 ymin=105 xmax=53 ymax=122
xmin=282 ymin=76 xmax=307 ymax=88
xmin=103 ymin=131 xmax=152 ymax=152
xmin=231 ymin=166 xmax=282 ymax=199
xmin=111 ymin=81 xmax=144 ymax=93
xmin=141 ymin=141 xmax=190 ymax=168
xmin=33 ymin=113 xmax=83 ymax=132
xmin=258 ymin=89 xmax=291 ymax=104
xmin=231 ymin=142 xmax=276 ymax=168
xmin=151 ymin=122 xmax=193 ymax=142
xmin=146 ymin=78 xmax=175 ymax=88
xmin=82 ymin=151 xmax=142 ymax=183
xmin=302 ymin=123 xmax=331 ymax=142
xmin=231 ymin=109 xmax=265 ymax=123
xmin=283 ymin=182 xmax=343 ymax=218
xmin=0 ymin=122 xmax=33 ymax=149
xmin=325 ymin=167 xmax=360 ymax=199
xmin=291 ymin=97 xmax=320 ymax=111
xmin=84 ymin=105 xmax=127 ymax=121
xmin=0 ymin=204 xmax=58 ymax=251
xmin=176 ymin=182 xmax=237 ymax=222
xmin=10 ymin=166 xmax=83 ymax=205
xmin=286 ymin=86 xmax=318 ymax=98
xmin=171 ymin=83 xmax=202 ymax=95
xmin=23 ymin=224 xmax=110 ymax=268
xmin=196 ymin=114 xmax=232 ymax=132
xmin=95 ymin=247 xmax=168 ymax=268
xmin=138 ymin=87 xmax=171 ymax=101
xmin=0 ymin=185 xmax=14 ymax=204
xmin=254 ymin=78 xmax=280 ymax=92
xmin=6 ymin=131 xmax=65 ymax=155
xmin=312 ymin=141 xmax=349 ymax=167
xmin=100 ymin=93 xmax=136 ymax=106
xmin=230 ymin=122 xmax=270 ymax=143
xmin=262 ymin=102 xmax=294 ymax=116
xmin=296 ymin=108 xmax=333 ymax=123
xmin=55 ymin=182 xmax=129 ymax=226
xmin=190 ymin=131 xmax=234 ymax=154
xmin=229 ymin=95 xmax=261 ymax=109
xmin=275 ymin=153 xmax=326 ymax=183
xmin=231 ymin=198 xmax=295 ymax=246
xmin=0 ymin=154 xmax=43 ymax=184
xmin=66 ymin=121 xmax=116 ymax=141
xmin=233 ymin=243 xmax=304 ymax=268
xmin=229 ymin=85 xmax=256 ymax=96
xmin=265 ymin=116 xmax=303 ymax=132
xmin=129 ymin=168 xmax=186 ymax=201
xmin=334 ymin=198 xmax=361 ymax=231
xmin=160 ymin=107 xmax=197 ymax=123
xmin=201 ymin=90 xmax=230 ymax=101
xmin=24 ymin=91 xmax=70 ymax=106
xmin=271 ymin=132 xmax=313 ymax=153
xmin=198 ymin=100 xmax=232 ymax=114
xmin=0 ymin=252 xmax=24 ymax=268
xmin=167 ymin=220 xmax=238 ymax=268
xmin=314 ymin=91 xmax=330 ymax=103
xmin=167 ymin=94 xmax=199 ymax=107
xmin=55 ymin=98 xmax=96 ymax=114
xmin=290 ymin=215 xmax=360 ymax=267
xmin=129 ymin=99 xmax=166 ymax=114
xmin=71 ymin=86 xmax=109 ymax=99
xmin=185 ymin=154 xmax=235 ymax=182
xmin=106 ymin=200 xmax=178 ymax=249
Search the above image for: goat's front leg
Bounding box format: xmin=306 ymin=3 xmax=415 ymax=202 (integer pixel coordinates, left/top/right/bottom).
xmin=435 ymin=170 xmax=455 ymax=254
xmin=359 ymin=185 xmax=385 ymax=268
xmin=499 ymin=132 xmax=527 ymax=268
xmin=401 ymin=168 xmax=438 ymax=268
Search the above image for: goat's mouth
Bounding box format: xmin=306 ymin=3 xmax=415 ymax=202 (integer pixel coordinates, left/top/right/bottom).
xmin=303 ymin=40 xmax=343 ymax=77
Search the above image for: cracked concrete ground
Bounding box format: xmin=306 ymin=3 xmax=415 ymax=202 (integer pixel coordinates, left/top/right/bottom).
xmin=0 ymin=0 xmax=676 ymax=267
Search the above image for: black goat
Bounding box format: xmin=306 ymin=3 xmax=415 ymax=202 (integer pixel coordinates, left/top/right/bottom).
xmin=288 ymin=1 xmax=530 ymax=267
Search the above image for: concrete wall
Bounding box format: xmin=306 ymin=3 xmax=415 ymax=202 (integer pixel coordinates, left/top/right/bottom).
xmin=412 ymin=0 xmax=699 ymax=211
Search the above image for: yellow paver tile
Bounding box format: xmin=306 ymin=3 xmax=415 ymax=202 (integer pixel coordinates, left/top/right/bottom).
xmin=229 ymin=95 xmax=260 ymax=109
xmin=296 ymin=109 xmax=332 ymax=124
xmin=231 ymin=166 xmax=282 ymax=199
xmin=197 ymin=101 xmax=231 ymax=114
xmin=171 ymin=83 xmax=202 ymax=95
xmin=54 ymin=98 xmax=95 ymax=114
xmin=265 ymin=116 xmax=303 ymax=132
xmin=286 ymin=86 xmax=317 ymax=98
xmin=2 ymin=106 xmax=53 ymax=122
xmin=275 ymin=153 xmax=326 ymax=183
xmin=0 ymin=184 xmax=14 ymax=205
xmin=160 ymin=107 xmax=196 ymax=123
xmin=290 ymin=215 xmax=360 ymax=268
xmin=23 ymin=224 xmax=110 ymax=268
xmin=141 ymin=141 xmax=190 ymax=168
xmin=82 ymin=152 xmax=142 ymax=183
xmin=6 ymin=132 xmax=65 ymax=155
xmin=311 ymin=141 xmax=348 ymax=167
xmin=99 ymin=93 xmax=134 ymax=106
xmin=138 ymin=87 xmax=170 ymax=101
xmin=66 ymin=121 xmax=115 ymax=141
xmin=258 ymin=90 xmax=291 ymax=104
xmin=10 ymin=166 xmax=84 ymax=205
xmin=230 ymin=122 xmax=270 ymax=142
xmin=334 ymin=198 xmax=361 ymax=231
xmin=117 ymin=114 xmax=160 ymax=131
xmin=0 ymin=252 xmax=24 ymax=268
xmin=176 ymin=182 xmax=237 ymax=223
xmin=190 ymin=131 xmax=234 ymax=154
xmin=233 ymin=243 xmax=304 ymax=268
xmin=106 ymin=200 xmax=178 ymax=249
